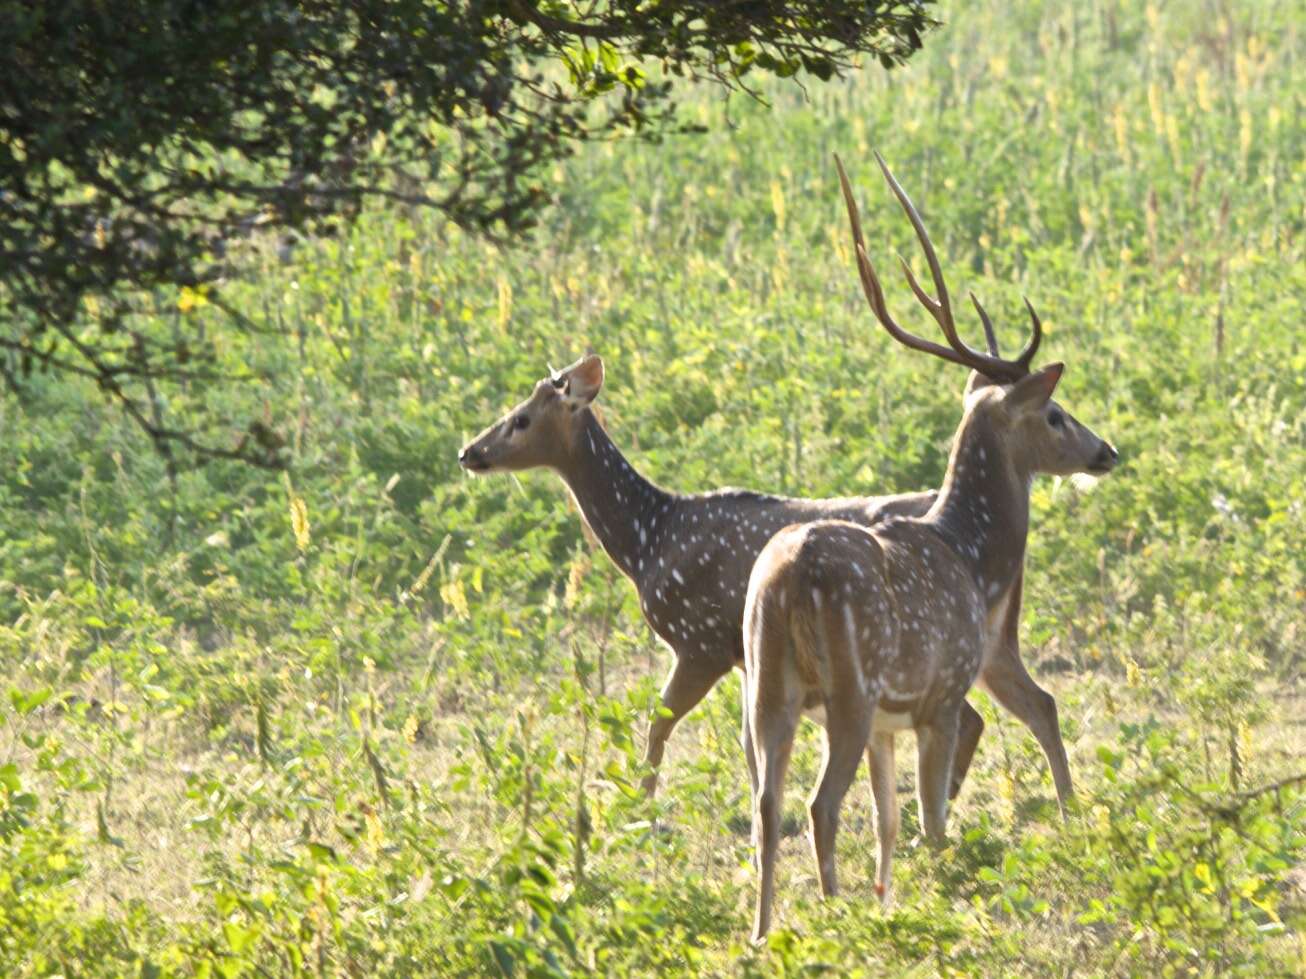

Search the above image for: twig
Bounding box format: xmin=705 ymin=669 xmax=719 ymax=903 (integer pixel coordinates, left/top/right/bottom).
xmin=1235 ymin=772 xmax=1306 ymax=803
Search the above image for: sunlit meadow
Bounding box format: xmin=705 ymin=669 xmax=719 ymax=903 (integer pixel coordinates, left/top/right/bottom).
xmin=0 ymin=0 xmax=1302 ymax=974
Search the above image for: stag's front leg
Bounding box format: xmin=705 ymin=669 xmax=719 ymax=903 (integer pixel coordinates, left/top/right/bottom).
xmin=977 ymin=573 xmax=1075 ymax=816
xmin=642 ymin=654 xmax=724 ymax=795
xmin=915 ymin=708 xmax=961 ymax=845
xmin=980 ymin=641 xmax=1073 ymax=816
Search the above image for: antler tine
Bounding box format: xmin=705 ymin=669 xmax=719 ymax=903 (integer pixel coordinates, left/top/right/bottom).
xmin=835 ymin=155 xmax=908 ymax=333
xmin=835 ymin=154 xmax=985 ymax=371
xmin=969 ymin=292 xmax=1001 ymax=356
xmin=1017 ymin=297 xmax=1044 ymax=371
xmin=834 ymin=155 xmax=890 ymax=321
xmin=870 ymin=151 xmax=1038 ymax=382
xmin=873 ymin=152 xmax=952 ymax=330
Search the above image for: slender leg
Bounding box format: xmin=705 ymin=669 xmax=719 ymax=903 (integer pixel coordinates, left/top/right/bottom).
xmin=642 ymin=656 xmax=726 ymax=795
xmin=915 ymin=709 xmax=961 ymax=845
xmin=949 ymin=700 xmax=985 ymax=800
xmin=808 ymin=691 xmax=873 ymax=899
xmin=750 ymin=692 xmax=800 ymax=943
xmin=867 ymin=732 xmax=899 ymax=906
xmin=741 ymin=678 xmax=760 ymax=860
xmin=980 ymin=640 xmax=1073 ymax=815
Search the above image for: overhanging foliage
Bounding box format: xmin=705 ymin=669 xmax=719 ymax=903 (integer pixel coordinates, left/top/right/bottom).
xmin=0 ymin=0 xmax=935 ymax=465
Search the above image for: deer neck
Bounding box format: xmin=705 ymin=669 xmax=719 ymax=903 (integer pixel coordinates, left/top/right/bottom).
xmin=557 ymin=411 xmax=673 ymax=583
xmin=928 ymin=415 xmax=1030 ymax=607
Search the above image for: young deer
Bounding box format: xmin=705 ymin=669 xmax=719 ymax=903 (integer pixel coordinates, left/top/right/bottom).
xmin=743 ymin=154 xmax=1118 ymax=941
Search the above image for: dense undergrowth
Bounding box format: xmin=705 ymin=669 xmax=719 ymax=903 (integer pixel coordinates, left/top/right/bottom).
xmin=1 ymin=0 xmax=1303 ymax=974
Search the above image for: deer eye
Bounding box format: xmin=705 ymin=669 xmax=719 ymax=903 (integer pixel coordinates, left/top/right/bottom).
xmin=513 ymin=414 xmax=530 ymax=431
xmin=1047 ymin=408 xmax=1065 ymax=429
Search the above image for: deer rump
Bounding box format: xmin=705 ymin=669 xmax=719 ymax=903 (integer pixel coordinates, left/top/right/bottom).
xmin=744 ymin=519 xmax=986 ymax=734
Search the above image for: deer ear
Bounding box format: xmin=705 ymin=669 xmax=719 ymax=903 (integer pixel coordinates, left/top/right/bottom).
xmin=563 ymin=354 xmax=604 ymax=405
xmin=1004 ymin=363 xmax=1063 ymax=411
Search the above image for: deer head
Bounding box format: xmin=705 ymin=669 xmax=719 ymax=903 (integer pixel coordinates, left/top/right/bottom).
xmin=965 ymin=363 xmax=1118 ymax=478
xmin=458 ymin=354 xmax=605 ymax=474
xmin=835 ymin=152 xmax=1118 ymax=482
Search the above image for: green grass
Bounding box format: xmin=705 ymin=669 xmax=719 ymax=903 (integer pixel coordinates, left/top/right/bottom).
xmin=1 ymin=0 xmax=1303 ymax=974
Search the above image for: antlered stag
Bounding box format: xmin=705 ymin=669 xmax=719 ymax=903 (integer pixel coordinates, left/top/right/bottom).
xmin=743 ymin=154 xmax=1118 ymax=940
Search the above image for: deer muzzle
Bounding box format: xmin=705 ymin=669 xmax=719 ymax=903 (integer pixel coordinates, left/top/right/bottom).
xmin=1089 ymin=442 xmax=1119 ymax=474
xmin=458 ymin=444 xmax=491 ymax=472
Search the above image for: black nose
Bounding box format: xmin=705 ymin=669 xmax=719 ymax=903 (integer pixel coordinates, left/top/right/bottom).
xmin=1092 ymin=442 xmax=1119 ymax=472
xmin=460 ymin=444 xmax=492 ymax=471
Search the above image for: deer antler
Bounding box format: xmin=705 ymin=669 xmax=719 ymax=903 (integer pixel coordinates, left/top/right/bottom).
xmin=834 ymin=153 xmax=1041 ymax=381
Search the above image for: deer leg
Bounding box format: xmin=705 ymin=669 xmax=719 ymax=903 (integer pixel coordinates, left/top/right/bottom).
xmin=980 ymin=640 xmax=1073 ymax=815
xmin=741 ymin=684 xmax=760 ymax=862
xmin=867 ymin=732 xmax=898 ymax=906
xmin=949 ymin=700 xmax=985 ymax=801
xmin=750 ymin=689 xmax=800 ymax=944
xmin=641 ymin=656 xmax=724 ymax=796
xmin=915 ymin=709 xmax=960 ymax=845
xmin=808 ymin=691 xmax=872 ymax=899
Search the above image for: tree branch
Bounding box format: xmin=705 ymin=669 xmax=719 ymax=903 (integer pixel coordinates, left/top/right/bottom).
xmin=507 ymin=1 xmax=629 ymax=40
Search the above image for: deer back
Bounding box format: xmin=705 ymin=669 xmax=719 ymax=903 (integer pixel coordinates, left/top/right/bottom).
xmin=745 ymin=518 xmax=986 ymax=727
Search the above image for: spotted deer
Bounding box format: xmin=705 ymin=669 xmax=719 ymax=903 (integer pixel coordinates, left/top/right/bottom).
xmin=742 ymin=153 xmax=1118 ymax=941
